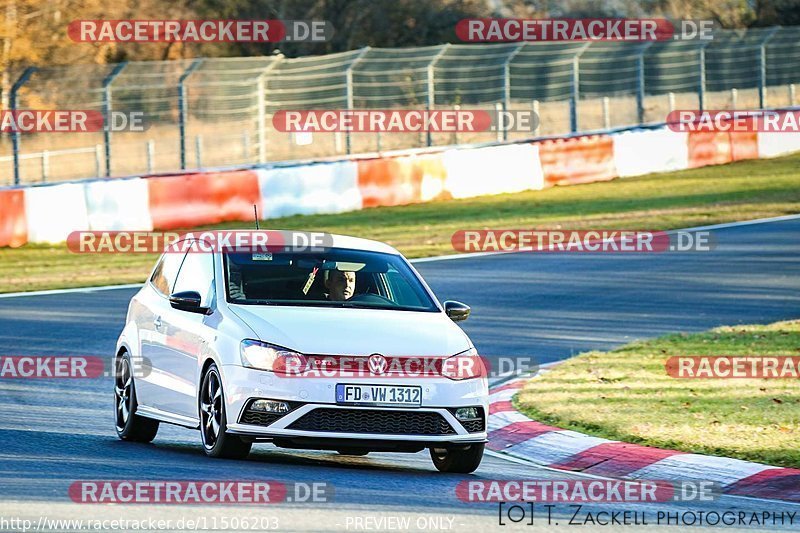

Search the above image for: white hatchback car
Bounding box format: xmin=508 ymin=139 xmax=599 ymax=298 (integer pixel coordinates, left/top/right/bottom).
xmin=115 ymin=233 xmax=488 ymax=473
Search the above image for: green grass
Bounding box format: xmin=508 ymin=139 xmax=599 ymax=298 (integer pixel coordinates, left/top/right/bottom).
xmin=2 ymin=152 xmax=800 ymax=293
xmin=516 ymin=320 xmax=800 ymax=469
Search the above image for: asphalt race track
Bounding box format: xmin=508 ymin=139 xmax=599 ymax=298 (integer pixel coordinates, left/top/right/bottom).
xmin=0 ymin=217 xmax=799 ymax=530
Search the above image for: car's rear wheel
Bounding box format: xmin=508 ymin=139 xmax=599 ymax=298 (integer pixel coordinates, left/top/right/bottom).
xmin=114 ymin=352 xmax=159 ymax=442
xmin=199 ymin=364 xmax=251 ymax=459
xmin=429 ymin=443 xmax=484 ymax=473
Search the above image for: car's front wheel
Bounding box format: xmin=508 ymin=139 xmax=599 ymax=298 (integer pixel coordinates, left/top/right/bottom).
xmin=199 ymin=364 xmax=252 ymax=459
xmin=429 ymin=443 xmax=485 ymax=473
xmin=114 ymin=352 xmax=159 ymax=442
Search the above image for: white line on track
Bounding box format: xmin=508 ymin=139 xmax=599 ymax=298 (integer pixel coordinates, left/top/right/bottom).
xmin=0 ymin=283 xmax=143 ymax=299
xmin=1 ymin=212 xmax=798 ymax=299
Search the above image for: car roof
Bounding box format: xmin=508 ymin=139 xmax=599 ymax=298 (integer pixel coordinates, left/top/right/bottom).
xmin=175 ymin=231 xmax=401 ymax=256
xmin=309 ymin=232 xmax=401 ymax=255
xmin=217 ymin=231 xmax=399 ymax=256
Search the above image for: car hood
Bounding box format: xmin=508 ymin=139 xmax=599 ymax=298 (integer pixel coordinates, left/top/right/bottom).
xmin=228 ymin=304 xmax=471 ymax=356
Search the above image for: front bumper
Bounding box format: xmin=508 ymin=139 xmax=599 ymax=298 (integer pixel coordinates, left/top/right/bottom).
xmin=221 ymin=364 xmax=488 ymax=443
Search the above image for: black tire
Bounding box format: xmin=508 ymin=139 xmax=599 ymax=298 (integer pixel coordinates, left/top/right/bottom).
xmin=429 ymin=443 xmax=485 ymax=473
xmin=114 ymin=352 xmax=159 ymax=443
xmin=199 ymin=364 xmax=252 ymax=459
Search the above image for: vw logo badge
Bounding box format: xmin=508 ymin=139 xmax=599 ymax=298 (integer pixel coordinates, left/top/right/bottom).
xmin=367 ymin=353 xmax=388 ymax=375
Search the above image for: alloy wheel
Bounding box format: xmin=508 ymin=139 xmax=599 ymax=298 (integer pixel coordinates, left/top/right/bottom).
xmin=200 ymin=370 xmax=223 ymax=449
xmin=114 ymin=357 xmax=132 ymax=431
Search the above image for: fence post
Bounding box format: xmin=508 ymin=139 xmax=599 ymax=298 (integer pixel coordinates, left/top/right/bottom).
xmin=758 ymin=27 xmax=780 ymax=109
xmin=256 ymin=55 xmax=282 ymax=164
xmin=41 ymin=150 xmax=49 ymax=183
xmin=256 ymin=76 xmax=266 ymax=163
xmin=146 ymin=140 xmax=155 ymax=174
xmin=495 ymin=102 xmax=503 ymax=142
xmin=178 ymin=59 xmax=204 ymax=170
xmin=791 ymin=84 xmax=796 ymax=106
xmin=532 ymin=99 xmax=540 ymax=136
xmin=501 ymin=44 xmax=524 ymax=142
xmin=636 ymin=42 xmax=652 ymax=125
xmin=344 ymin=47 xmax=370 ymax=155
xmin=425 ymin=65 xmax=434 ymax=146
xmin=10 ymin=67 xmax=36 ymax=186
xmin=602 ymin=97 xmax=611 ymax=130
xmin=345 ymin=66 xmax=353 ymax=153
xmin=571 ymin=43 xmax=591 ymax=133
xmin=101 ymin=62 xmax=127 ymax=178
xmin=453 ymin=104 xmax=460 ymax=144
xmin=195 ymin=135 xmax=203 ymax=168
xmin=730 ymin=88 xmax=738 ymax=109
xmin=698 ymin=42 xmax=710 ymax=111
xmin=426 ymin=44 xmax=450 ymax=147
xmin=668 ymin=92 xmax=676 ymax=113
xmin=503 ymin=43 xmax=525 ymax=124
xmin=94 ymin=144 xmax=103 ymax=177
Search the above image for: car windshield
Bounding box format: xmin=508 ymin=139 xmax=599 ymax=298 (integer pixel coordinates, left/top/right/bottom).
xmin=224 ymin=248 xmax=438 ymax=312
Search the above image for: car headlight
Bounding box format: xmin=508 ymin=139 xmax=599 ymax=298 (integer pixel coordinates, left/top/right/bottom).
xmin=240 ymin=340 xmax=307 ymax=374
xmin=441 ymin=347 xmax=486 ymax=380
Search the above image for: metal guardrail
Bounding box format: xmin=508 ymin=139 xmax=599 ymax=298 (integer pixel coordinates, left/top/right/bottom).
xmin=2 ymin=26 xmax=799 ymax=185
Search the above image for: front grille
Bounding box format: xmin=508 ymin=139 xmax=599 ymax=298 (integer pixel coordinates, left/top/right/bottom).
xmin=288 ymin=408 xmax=457 ymax=435
xmin=460 ymin=418 xmax=485 ymax=433
xmin=240 ymin=411 xmax=285 ymax=427
xmin=449 ymin=407 xmax=486 ymax=433
xmin=238 ymin=399 xmax=297 ymax=427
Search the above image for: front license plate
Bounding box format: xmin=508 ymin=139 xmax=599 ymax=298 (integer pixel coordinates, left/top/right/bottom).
xmin=336 ymin=384 xmax=422 ymax=407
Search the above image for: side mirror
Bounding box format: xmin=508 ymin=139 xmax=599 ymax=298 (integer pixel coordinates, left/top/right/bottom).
xmin=169 ymin=291 xmax=210 ymax=315
xmin=444 ymin=300 xmax=470 ymax=322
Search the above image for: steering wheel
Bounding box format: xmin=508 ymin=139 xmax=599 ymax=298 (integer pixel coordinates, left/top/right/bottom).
xmin=347 ymin=293 xmax=395 ymax=305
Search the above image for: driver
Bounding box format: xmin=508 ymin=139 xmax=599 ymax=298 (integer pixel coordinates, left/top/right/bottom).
xmin=228 ymin=262 xmax=247 ymax=301
xmin=324 ymin=269 xmax=355 ymax=301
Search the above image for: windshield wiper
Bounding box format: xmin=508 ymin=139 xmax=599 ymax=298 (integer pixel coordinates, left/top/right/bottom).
xmin=340 ymin=302 xmax=405 ymax=311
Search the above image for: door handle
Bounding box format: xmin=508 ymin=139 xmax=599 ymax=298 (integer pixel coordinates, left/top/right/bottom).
xmin=153 ymin=316 xmax=162 ymax=330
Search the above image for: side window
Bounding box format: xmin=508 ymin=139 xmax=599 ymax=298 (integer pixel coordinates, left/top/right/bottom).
xmin=173 ymin=251 xmax=215 ymax=306
xmin=385 ymin=269 xmax=427 ymax=308
xmin=150 ymin=252 xmax=187 ymax=297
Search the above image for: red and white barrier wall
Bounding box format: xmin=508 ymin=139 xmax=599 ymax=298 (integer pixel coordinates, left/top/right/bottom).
xmin=538 ymin=134 xmax=616 ymax=186
xmin=443 ymin=143 xmax=544 ymax=198
xmin=613 ymin=129 xmax=689 ymax=177
xmin=257 ymin=161 xmax=361 ymax=218
xmin=84 ymin=177 xmax=153 ymax=232
xmin=148 ymin=170 xmax=262 ymax=230
xmin=24 ymin=183 xmax=90 ymax=244
xmin=2 ymin=111 xmax=800 ymax=248
xmin=0 ymin=189 xmax=27 ymax=248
